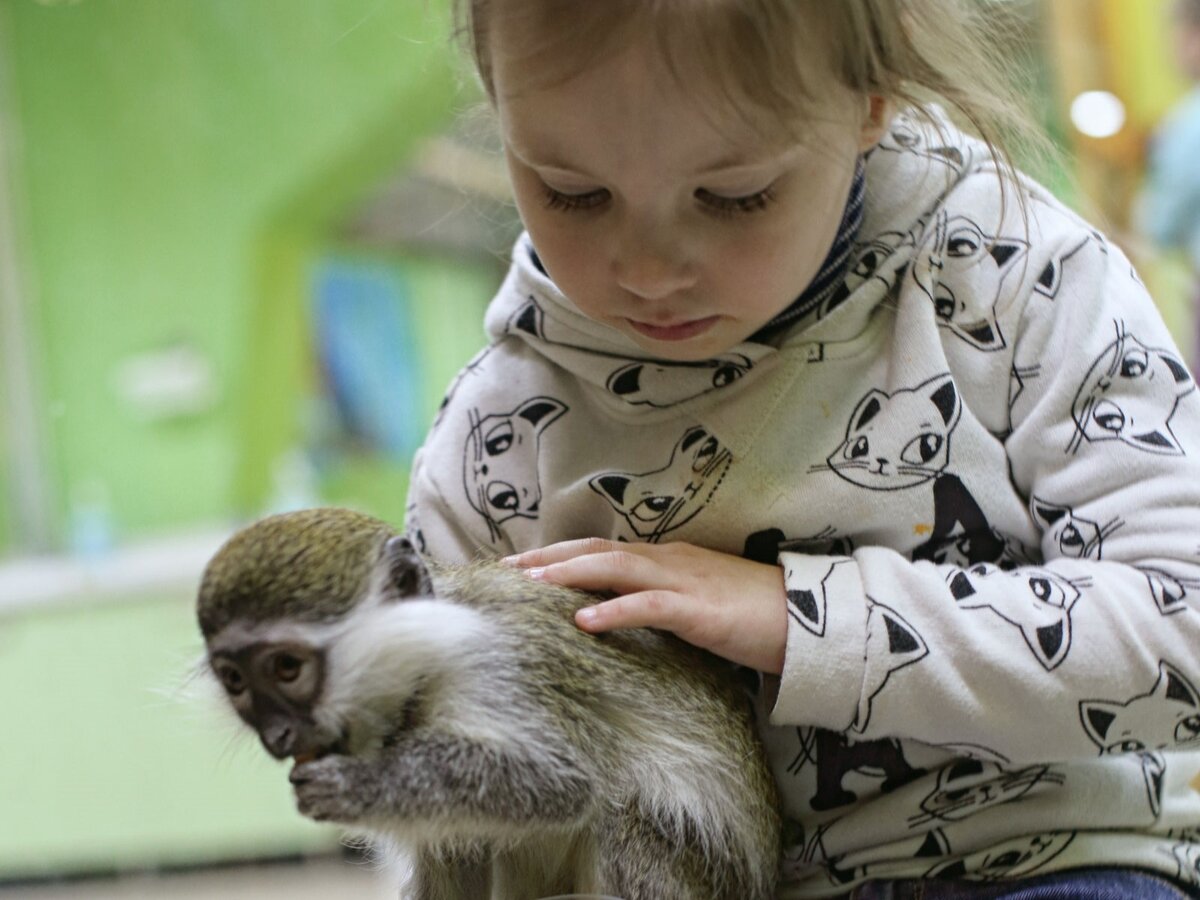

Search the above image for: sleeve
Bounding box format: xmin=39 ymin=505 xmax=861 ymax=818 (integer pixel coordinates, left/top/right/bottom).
xmin=405 ymin=442 xmax=510 ymax=566
xmin=404 ymin=342 xmax=522 ymax=566
xmin=769 ymin=232 xmax=1200 ymax=766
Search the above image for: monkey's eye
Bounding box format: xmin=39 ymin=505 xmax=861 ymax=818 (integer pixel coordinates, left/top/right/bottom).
xmin=213 ymin=660 xmax=246 ymax=696
xmin=273 ymin=652 xmax=305 ymax=683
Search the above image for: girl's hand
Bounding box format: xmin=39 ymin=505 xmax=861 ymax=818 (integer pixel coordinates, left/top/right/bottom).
xmin=504 ymin=539 xmax=788 ymax=674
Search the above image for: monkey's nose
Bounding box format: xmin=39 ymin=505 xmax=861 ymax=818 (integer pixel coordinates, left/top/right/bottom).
xmin=262 ymin=723 xmax=295 ymax=759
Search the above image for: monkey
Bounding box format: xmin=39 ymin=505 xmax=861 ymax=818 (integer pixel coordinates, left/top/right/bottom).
xmin=196 ymin=507 xmax=781 ymax=900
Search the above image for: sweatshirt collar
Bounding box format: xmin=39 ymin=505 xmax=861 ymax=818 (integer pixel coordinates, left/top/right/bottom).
xmin=750 ymin=156 xmax=867 ymax=341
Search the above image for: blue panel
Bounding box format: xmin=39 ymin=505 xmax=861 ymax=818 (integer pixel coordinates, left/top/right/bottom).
xmin=312 ymin=258 xmax=425 ymax=459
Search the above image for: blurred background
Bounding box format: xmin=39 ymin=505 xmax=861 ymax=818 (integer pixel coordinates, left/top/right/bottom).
xmin=0 ymin=0 xmax=1195 ymax=896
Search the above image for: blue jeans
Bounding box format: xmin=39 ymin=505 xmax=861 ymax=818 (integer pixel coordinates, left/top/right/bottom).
xmin=847 ymin=868 xmax=1199 ymax=899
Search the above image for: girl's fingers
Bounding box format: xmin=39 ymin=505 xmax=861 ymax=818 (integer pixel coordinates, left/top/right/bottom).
xmin=575 ymin=591 xmax=686 ymax=634
xmin=503 ymin=537 xmax=627 ymax=568
xmin=527 ymin=547 xmax=673 ymax=596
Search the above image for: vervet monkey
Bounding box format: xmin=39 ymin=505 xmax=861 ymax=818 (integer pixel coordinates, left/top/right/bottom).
xmin=197 ymin=507 xmax=780 ymax=900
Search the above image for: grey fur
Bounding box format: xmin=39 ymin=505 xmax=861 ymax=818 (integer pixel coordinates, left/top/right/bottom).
xmin=198 ymin=509 xmax=781 ymax=900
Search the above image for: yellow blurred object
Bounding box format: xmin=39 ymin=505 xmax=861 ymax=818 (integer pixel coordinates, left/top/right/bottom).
xmin=1046 ymin=0 xmax=1197 ymax=354
xmin=1046 ymin=0 xmax=1190 ymax=228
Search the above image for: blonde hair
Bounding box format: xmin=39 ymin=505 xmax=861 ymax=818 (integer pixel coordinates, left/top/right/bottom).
xmin=455 ymin=0 xmax=1049 ymax=199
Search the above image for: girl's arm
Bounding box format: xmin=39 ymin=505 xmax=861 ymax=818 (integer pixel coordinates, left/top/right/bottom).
xmin=514 ymin=224 xmax=1200 ymax=766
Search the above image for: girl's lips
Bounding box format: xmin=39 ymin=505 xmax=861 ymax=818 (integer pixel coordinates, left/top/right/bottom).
xmin=627 ymin=316 xmax=720 ymax=341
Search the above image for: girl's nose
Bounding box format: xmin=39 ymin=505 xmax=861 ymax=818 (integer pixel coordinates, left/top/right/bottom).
xmin=613 ymin=230 xmax=697 ymax=301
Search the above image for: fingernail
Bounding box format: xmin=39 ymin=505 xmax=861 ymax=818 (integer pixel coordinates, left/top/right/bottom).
xmin=500 ymin=555 xmax=521 ymax=566
xmin=526 ymin=567 xmax=545 ymax=581
xmin=577 ymin=607 xmax=601 ymax=627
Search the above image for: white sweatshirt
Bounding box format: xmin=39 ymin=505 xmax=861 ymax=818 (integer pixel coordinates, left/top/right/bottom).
xmin=406 ymin=111 xmax=1200 ymax=896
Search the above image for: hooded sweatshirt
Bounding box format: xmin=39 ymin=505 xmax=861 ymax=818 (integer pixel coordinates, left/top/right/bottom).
xmin=406 ymin=110 xmax=1200 ymax=896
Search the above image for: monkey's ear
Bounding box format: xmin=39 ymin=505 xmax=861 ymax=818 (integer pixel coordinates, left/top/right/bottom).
xmin=384 ymin=535 xmax=434 ymax=598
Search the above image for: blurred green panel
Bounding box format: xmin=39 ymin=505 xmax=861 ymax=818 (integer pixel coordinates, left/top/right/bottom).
xmin=0 ymin=345 xmax=10 ymax=553
xmin=0 ymin=593 xmax=337 ymax=877
xmin=5 ymin=0 xmax=462 ymax=543
xmin=0 ymin=408 xmax=11 ymax=556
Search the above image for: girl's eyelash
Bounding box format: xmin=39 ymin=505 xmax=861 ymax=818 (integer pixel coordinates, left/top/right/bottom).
xmin=540 ymin=184 xmax=777 ymax=217
xmin=542 ymin=187 xmax=609 ymax=212
xmin=695 ymin=187 xmax=777 ymax=217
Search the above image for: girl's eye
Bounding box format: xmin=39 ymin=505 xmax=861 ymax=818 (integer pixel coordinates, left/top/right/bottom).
xmin=542 ymin=186 xmax=609 ymax=212
xmin=695 ymin=187 xmax=776 ymax=217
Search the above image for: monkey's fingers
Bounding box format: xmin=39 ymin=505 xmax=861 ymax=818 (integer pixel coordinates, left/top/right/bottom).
xmin=290 ymin=757 xmax=367 ymax=823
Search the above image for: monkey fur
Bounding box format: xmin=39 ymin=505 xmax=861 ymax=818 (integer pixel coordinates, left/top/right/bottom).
xmin=198 ymin=508 xmax=781 ymax=900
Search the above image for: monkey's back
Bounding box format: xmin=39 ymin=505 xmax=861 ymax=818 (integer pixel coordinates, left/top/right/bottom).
xmin=429 ymin=561 xmax=781 ymax=899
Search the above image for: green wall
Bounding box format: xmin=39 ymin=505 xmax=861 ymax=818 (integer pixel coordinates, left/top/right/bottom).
xmin=0 ymin=0 xmax=500 ymax=876
xmin=3 ymin=0 xmax=463 ymax=546
xmin=0 ymin=590 xmax=335 ymax=878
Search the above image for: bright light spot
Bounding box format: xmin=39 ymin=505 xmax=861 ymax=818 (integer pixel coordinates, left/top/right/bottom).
xmin=1070 ymin=91 xmax=1126 ymax=138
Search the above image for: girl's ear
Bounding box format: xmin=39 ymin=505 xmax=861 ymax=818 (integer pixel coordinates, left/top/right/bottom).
xmin=858 ymin=95 xmax=894 ymax=152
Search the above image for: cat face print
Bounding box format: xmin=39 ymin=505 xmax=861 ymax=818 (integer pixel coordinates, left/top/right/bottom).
xmin=926 ymin=832 xmax=1075 ymax=881
xmin=1167 ymin=841 xmax=1200 ymax=888
xmin=913 ymin=211 xmax=1027 ymax=352
xmin=590 ymin=425 xmax=732 ymax=542
xmin=1032 ymin=234 xmax=1090 ymax=301
xmin=1007 ymin=362 xmax=1041 ymax=432
xmin=823 ymin=230 xmax=913 ymax=317
xmin=462 ymin=397 xmax=567 ymax=541
xmin=854 ymin=598 xmax=929 ymax=732
xmin=876 ymin=118 xmax=968 ymax=172
xmin=605 ymin=354 xmax=752 ymax=408
xmin=1068 ymin=322 xmax=1195 ymax=455
xmin=825 ymin=374 xmax=961 ymax=491
xmin=927 ymin=530 xmax=1029 ymax=571
xmin=1080 ymin=659 xmax=1200 ymax=754
xmin=1138 ymin=566 xmax=1198 ymax=616
xmin=947 ymin=564 xmax=1087 ymax=671
xmin=1030 ymin=497 xmax=1123 ymax=560
xmin=907 ymin=760 xmax=1064 ymax=827
xmin=1137 ymin=751 xmax=1167 ymax=818
xmin=810 ymin=829 xmax=951 ymax=888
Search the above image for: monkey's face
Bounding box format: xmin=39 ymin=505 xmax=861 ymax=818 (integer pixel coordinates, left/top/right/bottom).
xmin=208 ymin=637 xmax=343 ymax=762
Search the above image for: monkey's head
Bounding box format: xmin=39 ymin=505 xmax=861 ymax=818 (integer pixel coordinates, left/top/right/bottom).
xmin=197 ymin=507 xmax=432 ymax=761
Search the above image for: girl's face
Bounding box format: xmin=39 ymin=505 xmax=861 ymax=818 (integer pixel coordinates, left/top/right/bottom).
xmin=493 ymin=34 xmax=888 ymax=361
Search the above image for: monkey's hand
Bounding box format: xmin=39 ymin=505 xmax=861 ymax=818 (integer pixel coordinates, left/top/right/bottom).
xmin=506 ymin=539 xmax=789 ymax=675
xmin=289 ymin=755 xmax=373 ymax=823
xmin=289 ymin=734 xmax=594 ymax=828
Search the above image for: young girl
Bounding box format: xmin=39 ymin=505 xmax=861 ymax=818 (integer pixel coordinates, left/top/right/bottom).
xmin=405 ymin=1 xmax=1200 ymax=896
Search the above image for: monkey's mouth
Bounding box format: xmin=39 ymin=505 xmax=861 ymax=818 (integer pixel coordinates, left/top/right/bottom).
xmin=291 ymin=734 xmax=348 ymax=766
